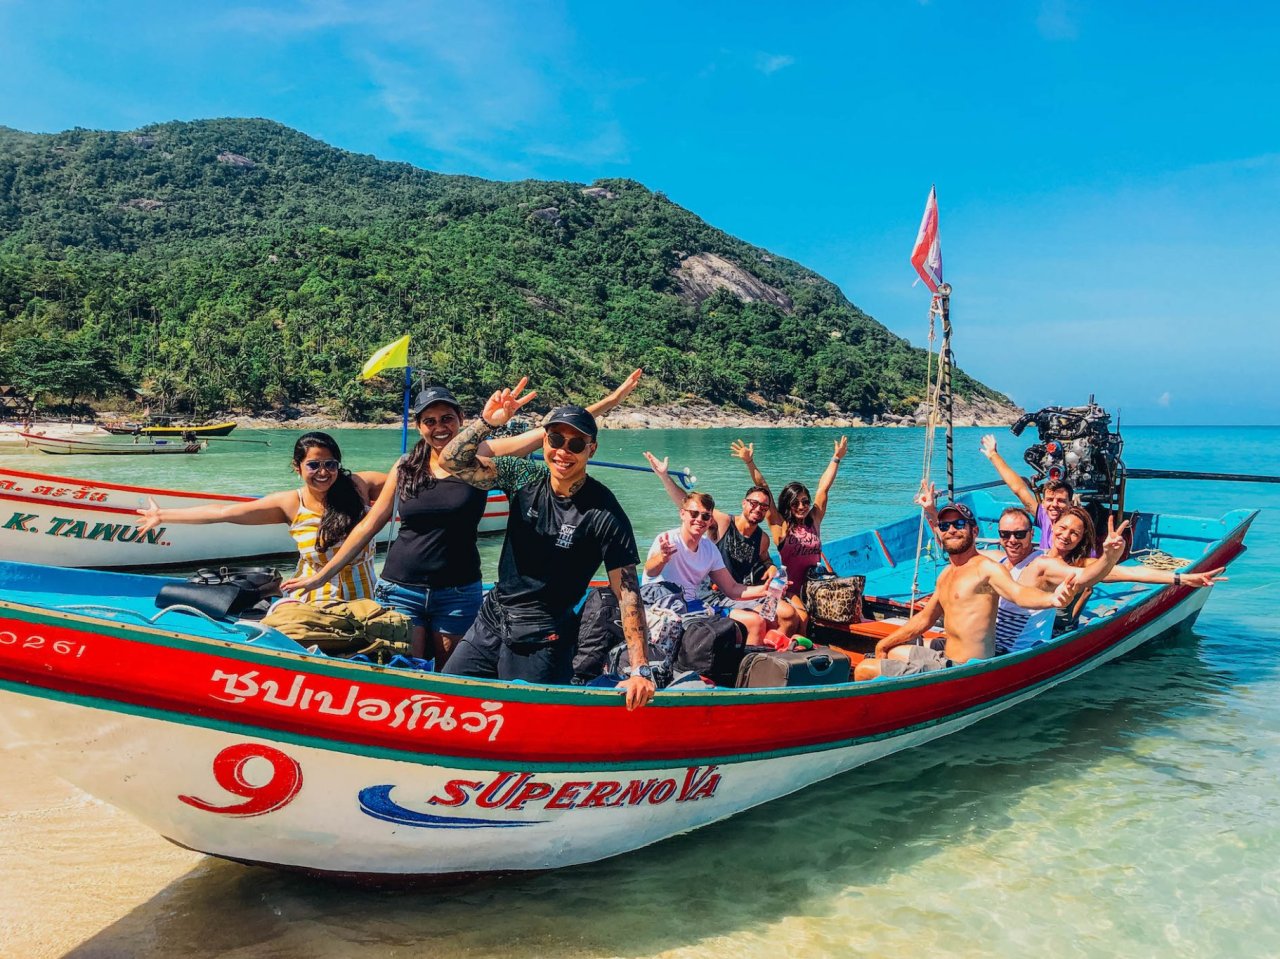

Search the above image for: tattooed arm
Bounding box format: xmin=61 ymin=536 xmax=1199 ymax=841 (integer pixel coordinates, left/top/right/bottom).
xmin=608 ymin=564 xmax=657 ymax=710
xmin=439 ymin=378 xmax=539 ymax=489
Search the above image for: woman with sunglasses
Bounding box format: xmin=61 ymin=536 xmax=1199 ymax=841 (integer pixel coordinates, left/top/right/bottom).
xmin=731 ymin=435 xmax=848 ymax=627
xmin=138 ymin=431 xmax=385 ymax=603
xmin=280 ymin=372 xmax=642 ymax=665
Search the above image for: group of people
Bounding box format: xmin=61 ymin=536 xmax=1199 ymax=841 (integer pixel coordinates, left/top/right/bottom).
xmin=137 ymin=378 xmax=1224 ymax=709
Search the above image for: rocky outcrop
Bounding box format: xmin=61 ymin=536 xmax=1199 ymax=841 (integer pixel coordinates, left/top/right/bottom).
xmin=122 ymin=198 xmax=164 ymax=211
xmin=216 ymin=151 xmax=255 ymax=168
xmin=580 ymin=186 xmax=616 ymax=200
xmin=906 ymin=395 xmax=1022 ymax=427
xmin=671 ymin=253 xmax=794 ymax=313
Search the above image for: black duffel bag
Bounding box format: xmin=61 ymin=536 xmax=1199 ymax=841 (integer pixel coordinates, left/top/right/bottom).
xmin=674 ymin=614 xmax=747 ymax=687
xmin=155 ymin=566 xmax=283 ymax=621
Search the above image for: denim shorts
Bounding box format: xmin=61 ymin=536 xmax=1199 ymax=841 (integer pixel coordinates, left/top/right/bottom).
xmin=373 ymin=578 xmax=483 ymax=636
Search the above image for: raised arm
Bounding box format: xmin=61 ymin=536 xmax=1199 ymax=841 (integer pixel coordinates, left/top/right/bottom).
xmin=1104 ymin=565 xmax=1227 ymax=588
xmin=980 ymin=435 xmax=1038 ymax=514
xmin=137 ymin=488 xmax=294 ymax=533
xmin=439 ymin=378 xmax=538 ymax=489
xmin=732 ymin=440 xmax=784 ymax=541
xmin=1071 ymin=515 xmax=1128 ymax=592
xmin=608 ymin=564 xmax=656 ymax=710
xmin=811 ymin=436 xmax=847 ymax=529
xmin=483 ymin=369 xmax=642 ymax=458
xmin=915 ymin=480 xmax=941 ymax=534
xmin=281 ymin=464 xmax=401 ymax=594
xmin=643 ymin=451 xmax=689 ymax=509
xmin=644 ymin=531 xmax=678 ymax=577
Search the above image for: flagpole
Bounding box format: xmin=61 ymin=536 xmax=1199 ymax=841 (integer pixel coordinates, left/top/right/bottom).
xmin=386 ymin=365 xmax=413 ymax=548
xmin=936 ymin=283 xmax=955 ymax=499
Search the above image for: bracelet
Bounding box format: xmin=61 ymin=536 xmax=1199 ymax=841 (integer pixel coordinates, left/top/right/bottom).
xmin=831 ymin=458 xmax=842 ymax=465
xmin=1173 ymin=572 xmax=1182 ymax=586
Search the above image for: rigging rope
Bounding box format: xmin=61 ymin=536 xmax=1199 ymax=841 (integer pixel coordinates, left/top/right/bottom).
xmin=911 ymin=293 xmax=947 ymax=607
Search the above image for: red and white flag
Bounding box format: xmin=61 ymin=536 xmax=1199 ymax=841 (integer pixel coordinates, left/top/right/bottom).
xmin=910 ymin=185 xmax=943 ymax=293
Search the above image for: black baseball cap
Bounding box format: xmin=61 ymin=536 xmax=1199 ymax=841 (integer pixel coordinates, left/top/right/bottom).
xmin=937 ymin=501 xmax=977 ymax=525
xmin=542 ymin=405 xmax=598 ymax=439
xmin=411 ymin=386 xmax=463 ymax=420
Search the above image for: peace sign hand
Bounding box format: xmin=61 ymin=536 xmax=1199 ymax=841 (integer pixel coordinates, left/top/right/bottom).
xmin=482 ymin=377 xmax=538 ymax=429
xmin=833 ymin=436 xmax=848 ymax=461
xmin=914 ymin=480 xmax=938 ymax=511
xmin=1102 ymin=513 xmax=1132 ymax=558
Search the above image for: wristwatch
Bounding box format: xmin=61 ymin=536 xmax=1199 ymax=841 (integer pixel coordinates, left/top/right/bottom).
xmin=634 ymin=664 xmax=655 ymax=681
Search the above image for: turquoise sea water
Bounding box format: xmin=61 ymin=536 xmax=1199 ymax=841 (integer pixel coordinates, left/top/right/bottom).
xmin=3 ymin=425 xmax=1279 ymax=957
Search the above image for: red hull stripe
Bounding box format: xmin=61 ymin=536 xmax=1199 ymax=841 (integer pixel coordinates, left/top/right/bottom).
xmin=0 ymin=528 xmax=1248 ymax=773
xmin=0 ymin=491 xmax=166 ymax=518
xmin=0 ymin=467 xmax=252 ymax=503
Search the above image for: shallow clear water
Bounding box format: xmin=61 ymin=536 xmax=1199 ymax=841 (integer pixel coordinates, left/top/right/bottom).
xmin=2 ymin=425 xmax=1278 ymax=957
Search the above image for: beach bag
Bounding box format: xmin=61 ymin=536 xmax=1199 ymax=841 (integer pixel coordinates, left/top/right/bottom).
xmin=573 ymin=586 xmax=624 ymax=684
xmin=674 ymin=615 xmax=747 ymax=687
xmin=804 ymin=574 xmax=866 ymax=625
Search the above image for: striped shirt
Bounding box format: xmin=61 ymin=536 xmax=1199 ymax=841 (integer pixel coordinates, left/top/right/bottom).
xmin=288 ymin=491 xmax=376 ymax=603
xmin=994 ymin=549 xmax=1053 ymax=654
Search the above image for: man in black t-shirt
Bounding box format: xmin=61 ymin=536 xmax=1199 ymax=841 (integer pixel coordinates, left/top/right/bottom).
xmin=439 ymin=379 xmax=656 ymax=709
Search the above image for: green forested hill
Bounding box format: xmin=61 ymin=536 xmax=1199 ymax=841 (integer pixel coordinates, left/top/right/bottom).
xmin=0 ymin=118 xmax=1009 ymax=419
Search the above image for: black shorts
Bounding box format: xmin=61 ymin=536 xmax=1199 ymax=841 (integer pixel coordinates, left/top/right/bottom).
xmin=441 ymin=594 xmax=577 ymax=685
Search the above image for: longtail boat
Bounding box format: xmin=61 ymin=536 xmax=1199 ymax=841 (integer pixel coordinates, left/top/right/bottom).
xmin=0 ymin=489 xmax=1252 ymax=881
xmin=103 ymin=420 xmax=238 ymax=438
xmin=20 ymin=432 xmax=205 ymax=455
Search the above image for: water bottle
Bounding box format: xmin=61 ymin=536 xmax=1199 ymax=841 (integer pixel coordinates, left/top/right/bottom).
xmin=759 ymin=573 xmax=787 ymax=622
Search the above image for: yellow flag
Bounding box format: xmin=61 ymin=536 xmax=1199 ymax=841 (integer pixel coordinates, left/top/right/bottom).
xmin=360 ymin=335 xmax=410 ymax=380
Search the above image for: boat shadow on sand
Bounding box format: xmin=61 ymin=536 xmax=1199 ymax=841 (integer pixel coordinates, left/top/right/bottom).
xmin=66 ymin=626 xmax=1263 ymax=959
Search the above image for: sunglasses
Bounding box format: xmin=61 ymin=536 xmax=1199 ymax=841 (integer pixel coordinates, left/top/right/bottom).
xmin=999 ymin=529 xmax=1032 ymax=540
xmin=793 ymin=498 xmax=811 ymax=507
xmin=744 ymin=498 xmax=770 ymax=510
xmin=683 ymin=508 xmax=714 ymax=522
xmin=303 ymin=459 xmax=341 ymax=473
xmin=418 ymin=413 xmax=458 ymax=428
xmin=937 ymin=518 xmax=971 ymax=532
xmin=546 ymin=432 xmax=589 ymax=454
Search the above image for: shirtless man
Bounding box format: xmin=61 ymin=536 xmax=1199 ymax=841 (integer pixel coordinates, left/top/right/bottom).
xmin=980 ymin=434 xmax=1073 ymax=550
xmin=854 ymin=502 xmax=1075 ymax=681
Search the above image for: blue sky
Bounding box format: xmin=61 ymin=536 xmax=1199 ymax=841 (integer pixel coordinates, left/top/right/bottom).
xmin=2 ymin=0 xmax=1278 ymax=424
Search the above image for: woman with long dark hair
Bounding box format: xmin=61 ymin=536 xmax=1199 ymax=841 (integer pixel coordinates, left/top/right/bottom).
xmin=732 ymin=435 xmax=848 ymax=627
xmin=137 ymin=431 xmax=384 ymax=603
xmin=280 ymin=371 xmax=642 ymax=665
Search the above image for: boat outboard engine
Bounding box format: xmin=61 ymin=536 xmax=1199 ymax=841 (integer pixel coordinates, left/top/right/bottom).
xmin=1010 ymin=397 xmax=1125 ymax=516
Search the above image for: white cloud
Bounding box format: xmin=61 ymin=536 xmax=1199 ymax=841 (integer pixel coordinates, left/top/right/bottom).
xmin=219 ymin=1 xmax=628 ymax=177
xmin=1157 ymin=391 xmax=1172 ymax=407
xmin=755 ymin=53 xmax=795 ymax=75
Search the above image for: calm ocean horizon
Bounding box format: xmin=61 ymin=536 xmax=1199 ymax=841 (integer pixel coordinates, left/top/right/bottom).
xmin=1 ymin=424 xmax=1277 ymax=957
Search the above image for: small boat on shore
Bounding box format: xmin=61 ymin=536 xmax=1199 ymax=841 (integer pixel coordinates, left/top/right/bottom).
xmin=0 ymin=490 xmax=1252 ymax=881
xmin=103 ymin=420 xmax=238 ymax=438
xmin=20 ymin=433 xmax=205 ymax=455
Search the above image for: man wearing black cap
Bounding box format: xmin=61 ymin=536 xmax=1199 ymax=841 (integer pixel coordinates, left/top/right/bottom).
xmin=854 ymin=500 xmax=1076 ymax=681
xmin=439 ymin=378 xmax=656 ymax=709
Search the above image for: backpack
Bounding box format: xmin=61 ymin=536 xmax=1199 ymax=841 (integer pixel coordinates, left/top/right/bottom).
xmin=572 ymin=586 xmax=624 ymax=684
xmin=261 ymin=599 xmax=412 ymax=656
xmin=674 ymin=615 xmax=747 ymax=687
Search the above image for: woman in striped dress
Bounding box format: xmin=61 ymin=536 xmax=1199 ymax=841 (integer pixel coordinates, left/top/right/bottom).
xmin=137 ymin=432 xmax=384 ymax=603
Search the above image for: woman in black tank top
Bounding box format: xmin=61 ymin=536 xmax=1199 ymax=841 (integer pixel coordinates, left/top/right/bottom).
xmin=282 ymin=374 xmax=644 ymax=664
